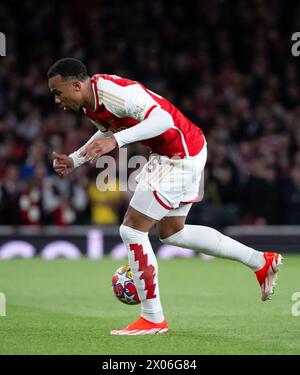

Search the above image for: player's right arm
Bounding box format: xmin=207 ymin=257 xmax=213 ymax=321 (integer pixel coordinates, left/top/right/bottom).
xmin=52 ymin=129 xmax=108 ymax=177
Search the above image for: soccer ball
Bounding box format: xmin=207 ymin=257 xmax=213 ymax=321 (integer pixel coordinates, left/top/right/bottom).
xmin=111 ymin=264 xmax=140 ymax=305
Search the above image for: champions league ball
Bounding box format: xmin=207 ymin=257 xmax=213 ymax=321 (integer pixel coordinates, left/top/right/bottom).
xmin=112 ymin=264 xmax=140 ymax=305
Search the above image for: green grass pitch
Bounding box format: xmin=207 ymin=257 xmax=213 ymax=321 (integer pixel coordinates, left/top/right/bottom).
xmin=0 ymin=255 xmax=299 ymax=355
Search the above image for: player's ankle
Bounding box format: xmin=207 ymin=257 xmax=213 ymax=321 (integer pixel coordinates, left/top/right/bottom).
xmin=247 ymin=251 xmax=265 ymax=272
xmin=141 ymin=311 xmax=165 ymax=324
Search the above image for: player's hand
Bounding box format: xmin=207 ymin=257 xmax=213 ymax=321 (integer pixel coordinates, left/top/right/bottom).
xmin=80 ymin=137 xmax=117 ymax=164
xmin=52 ymin=152 xmax=74 ymax=177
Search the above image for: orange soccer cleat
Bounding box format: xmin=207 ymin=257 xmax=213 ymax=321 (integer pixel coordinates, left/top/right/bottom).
xmin=110 ymin=316 xmax=169 ymax=335
xmin=255 ymin=252 xmax=283 ymax=301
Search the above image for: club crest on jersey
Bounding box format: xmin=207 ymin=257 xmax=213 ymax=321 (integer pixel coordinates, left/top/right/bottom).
xmin=131 ymin=104 xmax=147 ymax=119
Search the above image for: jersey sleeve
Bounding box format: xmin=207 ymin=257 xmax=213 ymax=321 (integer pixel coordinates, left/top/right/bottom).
xmin=113 ymin=106 xmax=174 ymax=148
xmin=96 ymin=77 xmax=159 ymax=121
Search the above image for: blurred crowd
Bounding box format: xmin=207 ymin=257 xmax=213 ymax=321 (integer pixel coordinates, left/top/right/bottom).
xmin=1 ymin=0 xmax=300 ymax=227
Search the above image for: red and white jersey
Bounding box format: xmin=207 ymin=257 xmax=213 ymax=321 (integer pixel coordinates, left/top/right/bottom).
xmin=84 ymin=74 xmax=205 ymax=158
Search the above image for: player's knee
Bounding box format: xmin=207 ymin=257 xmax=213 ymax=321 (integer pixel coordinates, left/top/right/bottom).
xmin=122 ymin=207 xmax=156 ymax=233
xmin=157 ymin=216 xmax=186 ymax=241
xmin=158 ymin=223 xmax=184 ymax=242
xmin=119 ymin=224 xmax=133 ymax=242
xmin=159 ymin=234 xmax=173 ymax=244
xmin=119 ymin=224 xmax=148 ymax=243
xmin=159 ymin=227 xmax=185 ymax=244
xmin=122 ymin=212 xmax=142 ymax=230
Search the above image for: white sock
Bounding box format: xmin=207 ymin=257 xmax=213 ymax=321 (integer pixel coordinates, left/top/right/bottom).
xmin=120 ymin=224 xmax=165 ymax=323
xmin=160 ymin=225 xmax=265 ymax=271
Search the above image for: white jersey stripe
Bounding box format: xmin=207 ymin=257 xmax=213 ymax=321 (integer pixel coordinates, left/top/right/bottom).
xmin=99 ymin=91 xmax=125 ymax=106
xmin=99 ymin=90 xmax=125 ymax=106
xmin=101 ymin=96 xmax=125 ymax=111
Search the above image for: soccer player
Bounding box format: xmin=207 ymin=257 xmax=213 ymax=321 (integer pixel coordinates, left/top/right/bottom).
xmin=48 ymin=58 xmax=283 ymax=335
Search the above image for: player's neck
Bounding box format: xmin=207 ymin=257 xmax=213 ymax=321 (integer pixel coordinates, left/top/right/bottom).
xmin=82 ymin=78 xmax=96 ymax=111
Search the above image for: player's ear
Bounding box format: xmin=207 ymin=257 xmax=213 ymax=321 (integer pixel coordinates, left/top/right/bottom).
xmin=72 ymin=80 xmax=82 ymax=91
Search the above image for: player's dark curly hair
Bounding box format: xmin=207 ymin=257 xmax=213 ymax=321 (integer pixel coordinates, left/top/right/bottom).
xmin=47 ymin=58 xmax=88 ymax=81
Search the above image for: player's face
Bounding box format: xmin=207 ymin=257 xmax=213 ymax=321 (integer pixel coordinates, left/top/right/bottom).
xmin=48 ymin=74 xmax=84 ymax=112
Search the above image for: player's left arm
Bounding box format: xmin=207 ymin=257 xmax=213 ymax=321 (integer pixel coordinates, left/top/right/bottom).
xmin=80 ymin=82 xmax=174 ymax=163
xmin=114 ymin=106 xmax=173 ymax=147
xmin=80 ymin=107 xmax=173 ymax=162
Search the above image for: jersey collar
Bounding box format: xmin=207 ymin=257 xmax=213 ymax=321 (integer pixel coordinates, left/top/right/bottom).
xmin=90 ymin=75 xmax=102 ymax=112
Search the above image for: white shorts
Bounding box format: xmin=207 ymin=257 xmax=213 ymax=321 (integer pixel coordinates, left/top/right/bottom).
xmin=130 ymin=144 xmax=207 ymax=221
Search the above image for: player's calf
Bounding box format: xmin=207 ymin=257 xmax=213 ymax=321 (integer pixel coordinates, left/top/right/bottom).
xmin=119 ymin=224 xmax=165 ymax=324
